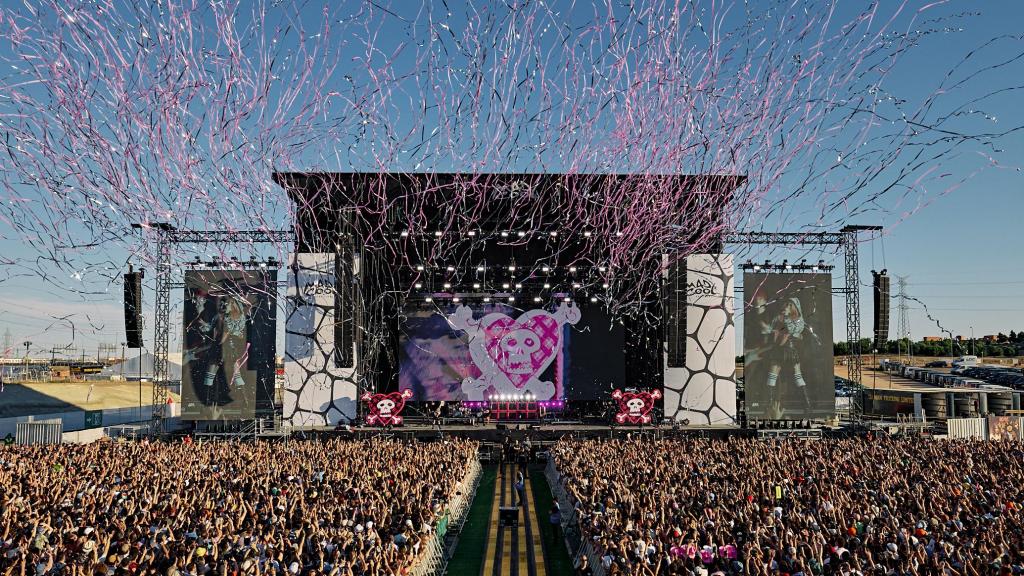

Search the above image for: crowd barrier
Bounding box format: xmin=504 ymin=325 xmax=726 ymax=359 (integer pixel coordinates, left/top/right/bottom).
xmin=413 ymin=453 xmax=482 ymax=576
xmin=0 ymin=403 xmax=180 ymax=440
xmin=545 ymin=458 xmax=607 ymax=576
xmin=946 ymin=416 xmax=1023 ymax=440
xmin=16 ymin=419 xmax=63 ymax=445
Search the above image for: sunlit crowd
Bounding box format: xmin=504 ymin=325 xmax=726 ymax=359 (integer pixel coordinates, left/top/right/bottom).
xmin=553 ymin=437 xmax=1024 ymax=576
xmin=0 ymin=438 xmax=477 ymax=576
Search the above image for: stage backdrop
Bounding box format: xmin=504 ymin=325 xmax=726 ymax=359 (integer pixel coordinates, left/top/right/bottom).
xmin=744 ymin=272 xmax=834 ymax=420
xmin=181 ymin=269 xmax=276 ymax=420
xmin=399 ymin=302 xmax=624 ymax=401
xmin=664 ymin=254 xmax=737 ymax=425
xmin=283 ymin=253 xmax=359 ymax=427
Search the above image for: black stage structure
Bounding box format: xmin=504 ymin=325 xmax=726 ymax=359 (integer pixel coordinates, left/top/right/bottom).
xmin=274 ymin=172 xmax=745 ymax=421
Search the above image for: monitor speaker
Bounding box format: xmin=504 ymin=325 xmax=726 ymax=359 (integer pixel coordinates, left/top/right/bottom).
xmin=665 ymin=256 xmax=686 ymax=367
xmin=335 ymin=245 xmax=355 ymax=368
xmin=499 ymin=507 xmax=519 ymax=527
xmin=123 ymin=270 xmax=144 ymax=348
xmin=872 ymin=270 xmax=890 ymax=350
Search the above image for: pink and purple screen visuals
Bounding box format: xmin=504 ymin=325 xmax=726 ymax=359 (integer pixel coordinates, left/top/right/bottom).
xmin=399 ymin=303 xmax=624 ymax=401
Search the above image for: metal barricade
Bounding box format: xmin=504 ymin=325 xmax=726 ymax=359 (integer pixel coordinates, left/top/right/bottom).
xmin=545 ymin=458 xmax=606 ymax=576
xmin=16 ymin=419 xmax=62 ymax=445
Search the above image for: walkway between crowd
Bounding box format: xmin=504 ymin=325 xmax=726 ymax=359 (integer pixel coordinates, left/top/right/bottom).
xmin=480 ymin=460 xmax=548 ymax=576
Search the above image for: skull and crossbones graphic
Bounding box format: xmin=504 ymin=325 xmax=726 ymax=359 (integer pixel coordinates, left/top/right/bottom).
xmin=447 ymin=302 xmax=581 ymax=401
xmin=362 ymin=389 xmax=413 ymax=426
xmin=612 ymin=389 xmax=662 ymax=425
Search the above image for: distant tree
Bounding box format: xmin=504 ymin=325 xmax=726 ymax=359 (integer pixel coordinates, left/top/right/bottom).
xmin=1010 ymin=330 xmax=1018 ymax=342
xmin=992 ymin=347 xmax=1004 ymax=357
xmin=998 ymin=332 xmax=1008 ymax=343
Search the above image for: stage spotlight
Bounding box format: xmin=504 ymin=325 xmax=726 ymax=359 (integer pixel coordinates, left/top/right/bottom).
xmin=424 ymin=297 xmax=433 ymax=303
xmin=416 ymin=265 xmax=424 ymax=271
xmin=473 ymin=283 xmax=481 ymax=289
xmin=543 ymin=283 xmax=550 ymax=289
xmin=517 ymin=231 xmax=526 ymax=237
xmin=563 ymin=297 xmax=571 ymax=302
xmin=508 ymin=265 xmax=516 ymax=271
xmin=572 ymin=282 xmax=581 ymax=289
xmin=515 ymin=283 xmax=522 ymax=289
xmin=501 ymin=231 xmax=509 ymax=237
xmin=598 ymin=266 xmax=606 ymax=272
xmin=584 ymin=231 xmax=592 ymax=237
xmin=443 ymin=283 xmax=451 ymax=289
xmin=507 ymin=296 xmax=515 ymax=302
xmin=434 ymin=231 xmax=442 ymax=237
xmin=533 ymin=297 xmax=542 ymax=303
xmin=477 ymin=266 xmax=485 ymax=273
xmin=784 ymin=259 xmax=792 ymax=270
xmin=446 ymin=266 xmax=455 ymax=272
xmin=569 ymin=266 xmax=577 ymax=273
xmin=616 ymin=231 xmax=623 ymax=237
xmin=502 ymin=283 xmax=510 ymax=289
xmin=753 ymin=264 xmax=761 ymax=271
xmin=468 ymin=230 xmax=477 ymax=237
xmin=602 ymin=283 xmax=609 ymax=289
xmin=452 ymin=297 xmax=460 ymax=303
xmin=483 ymin=297 xmax=491 ymax=302
xmin=414 ymin=283 xmax=423 ymax=289
xmin=400 ymin=231 xmax=409 ymax=237
xmin=542 ymin=266 xmax=550 ymax=272
xmin=549 ymin=231 xmax=557 ymax=237
xmin=590 ymin=297 xmax=598 ymax=303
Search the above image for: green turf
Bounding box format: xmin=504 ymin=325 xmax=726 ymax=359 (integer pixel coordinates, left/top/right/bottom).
xmin=530 ymin=467 xmax=575 ymax=576
xmin=446 ymin=465 xmax=497 ymax=575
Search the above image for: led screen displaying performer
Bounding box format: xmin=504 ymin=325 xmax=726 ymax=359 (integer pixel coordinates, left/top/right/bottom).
xmin=744 ymin=273 xmax=833 ymax=420
xmin=398 ymin=301 xmax=624 ymax=401
xmin=181 ymin=270 xmax=276 ymax=420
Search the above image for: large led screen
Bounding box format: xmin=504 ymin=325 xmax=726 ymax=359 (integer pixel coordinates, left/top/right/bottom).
xmin=743 ymin=273 xmax=833 ymax=420
xmin=181 ymin=269 xmax=276 ymax=420
xmin=399 ymin=302 xmax=623 ymax=401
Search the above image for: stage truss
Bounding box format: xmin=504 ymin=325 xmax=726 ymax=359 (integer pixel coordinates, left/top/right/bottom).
xmin=132 ymin=223 xmax=876 ymax=430
xmin=134 ymin=224 xmax=293 ymax=432
xmin=725 ymin=225 xmax=880 ymax=421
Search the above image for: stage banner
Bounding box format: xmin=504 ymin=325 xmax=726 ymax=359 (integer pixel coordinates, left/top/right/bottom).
xmin=362 ymin=389 xmax=413 ymax=426
xmin=181 ymin=269 xmax=276 ymax=421
xmin=283 ymin=253 xmax=358 ymax=426
xmin=664 ymin=254 xmax=736 ymax=425
xmin=744 ymin=273 xmax=834 ymax=420
xmin=612 ymin=389 xmax=662 ymax=425
xmin=989 ymin=415 xmax=1022 ymax=441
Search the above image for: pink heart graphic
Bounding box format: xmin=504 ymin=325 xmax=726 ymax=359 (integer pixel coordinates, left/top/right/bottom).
xmin=481 ymin=310 xmax=562 ymax=388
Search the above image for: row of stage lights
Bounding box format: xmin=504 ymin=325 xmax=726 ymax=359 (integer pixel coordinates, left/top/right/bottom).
xmin=741 ymin=259 xmax=833 ymax=273
xmin=398 ymin=230 xmax=624 ymax=239
xmin=460 ymin=397 xmax=566 ymax=408
xmin=185 ymin=256 xmax=279 ymax=268
xmin=422 ymin=295 xmax=600 ymax=304
xmin=409 ymin=264 xmax=613 ymax=275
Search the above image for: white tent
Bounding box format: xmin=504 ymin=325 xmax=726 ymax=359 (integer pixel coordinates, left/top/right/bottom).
xmin=101 ymin=352 xmax=182 ymax=381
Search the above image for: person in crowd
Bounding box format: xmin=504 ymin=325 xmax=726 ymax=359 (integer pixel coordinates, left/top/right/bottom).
xmin=0 ymin=437 xmax=477 ymax=576
xmin=552 ymin=436 xmax=1024 ymax=576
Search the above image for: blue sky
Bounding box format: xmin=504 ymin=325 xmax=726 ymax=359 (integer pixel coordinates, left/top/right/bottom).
xmin=0 ymin=0 xmax=1022 ymax=358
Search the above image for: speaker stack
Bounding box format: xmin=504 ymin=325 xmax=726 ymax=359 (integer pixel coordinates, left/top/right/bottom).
xmin=123 ymin=268 xmax=144 ymax=348
xmin=665 ymin=257 xmax=686 ymax=367
xmin=872 ymin=269 xmax=890 ymax=350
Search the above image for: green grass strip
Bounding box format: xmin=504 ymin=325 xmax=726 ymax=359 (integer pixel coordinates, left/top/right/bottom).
xmin=529 ymin=467 xmax=574 ymax=576
xmin=446 ymin=465 xmax=498 ymax=575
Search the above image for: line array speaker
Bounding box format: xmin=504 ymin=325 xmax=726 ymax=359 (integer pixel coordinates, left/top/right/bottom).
xmin=335 ymin=245 xmax=355 ymax=368
xmin=123 ymin=270 xmax=144 ymax=348
xmin=665 ymin=256 xmax=686 ymax=368
xmin=872 ymin=270 xmax=890 ymax=350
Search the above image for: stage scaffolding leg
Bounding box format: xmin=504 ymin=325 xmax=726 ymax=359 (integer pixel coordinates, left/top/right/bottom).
xmin=843 ymin=230 xmax=863 ymax=421
xmin=151 ymin=228 xmax=172 ymax=433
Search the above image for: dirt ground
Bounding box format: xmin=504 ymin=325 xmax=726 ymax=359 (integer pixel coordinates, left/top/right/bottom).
xmin=0 ymin=381 xmax=180 ymax=418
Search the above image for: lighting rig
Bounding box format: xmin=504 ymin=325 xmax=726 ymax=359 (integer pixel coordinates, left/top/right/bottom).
xmin=741 ymin=259 xmax=834 ymax=273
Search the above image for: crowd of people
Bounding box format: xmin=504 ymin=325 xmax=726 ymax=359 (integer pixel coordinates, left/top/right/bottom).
xmin=553 ymin=436 xmax=1024 ymax=576
xmin=0 ymin=438 xmax=478 ymax=576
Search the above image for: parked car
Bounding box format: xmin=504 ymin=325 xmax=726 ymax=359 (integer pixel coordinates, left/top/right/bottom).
xmin=925 ymin=360 xmax=949 ymax=368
